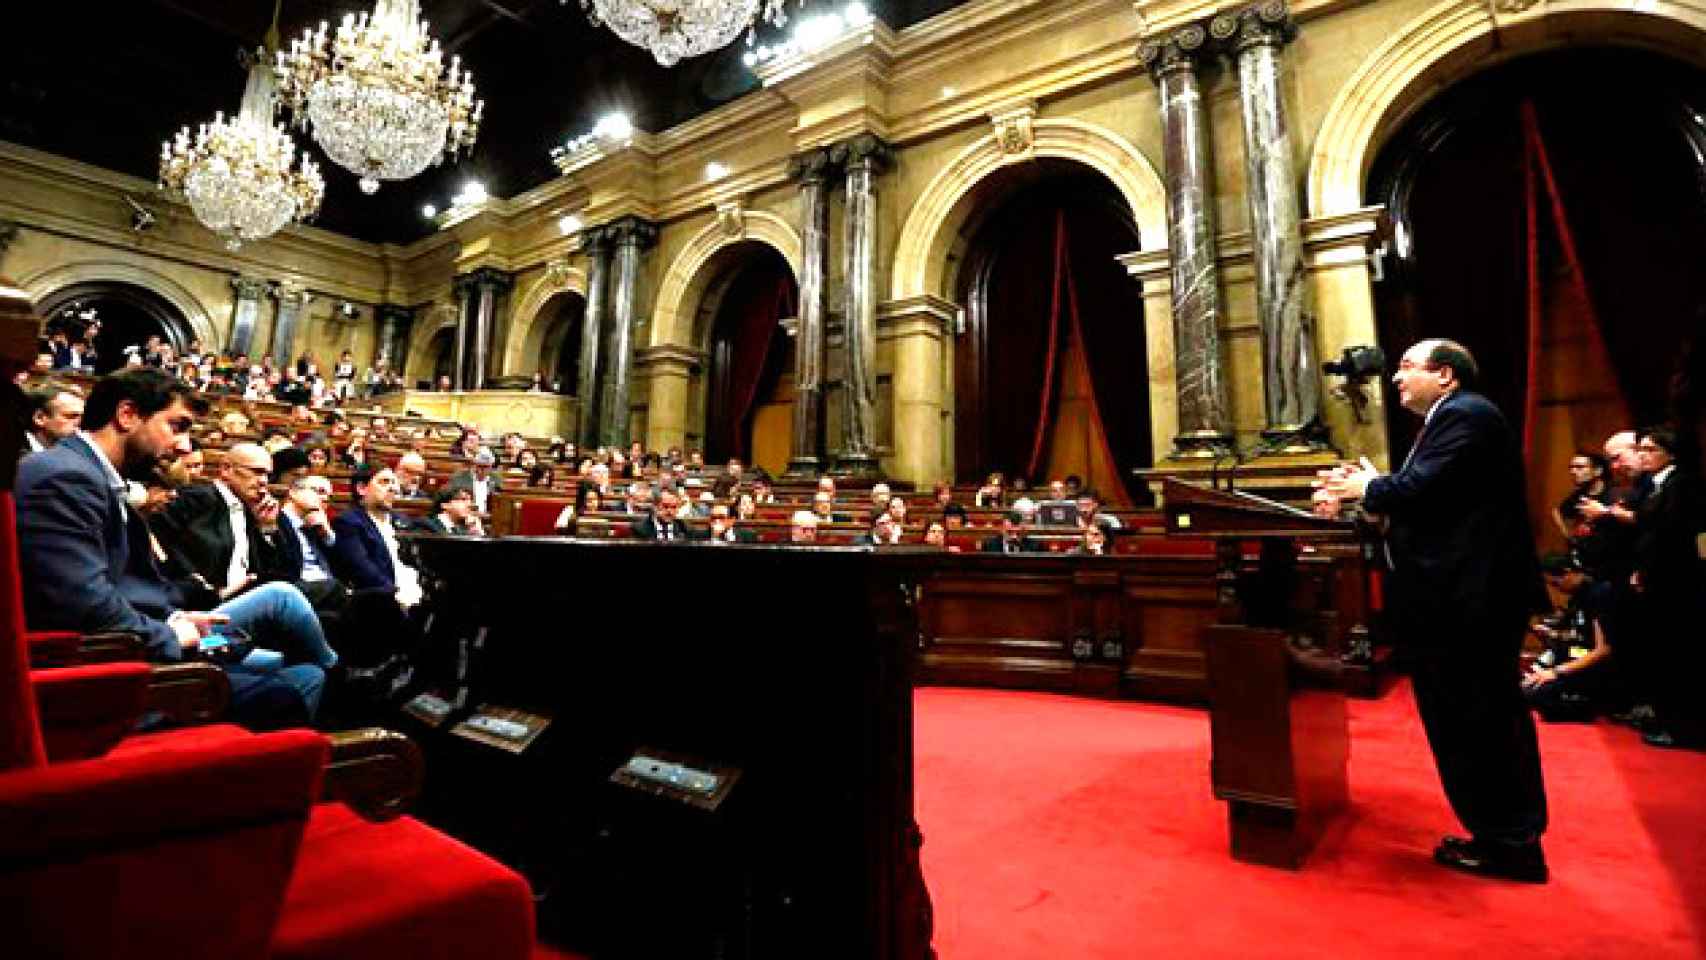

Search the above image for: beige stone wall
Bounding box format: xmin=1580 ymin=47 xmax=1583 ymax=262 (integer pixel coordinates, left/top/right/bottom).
xmin=10 ymin=0 xmax=1704 ymax=471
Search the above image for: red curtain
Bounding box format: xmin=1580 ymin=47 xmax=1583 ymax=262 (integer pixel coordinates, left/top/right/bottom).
xmin=1518 ymin=100 xmax=1631 ymax=550
xmin=708 ymin=273 xmax=796 ymax=463
xmin=1025 ymin=211 xmax=1134 ymax=505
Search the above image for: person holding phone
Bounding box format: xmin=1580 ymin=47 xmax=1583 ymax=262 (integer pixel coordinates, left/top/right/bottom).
xmin=17 ymin=369 xmax=331 ymax=729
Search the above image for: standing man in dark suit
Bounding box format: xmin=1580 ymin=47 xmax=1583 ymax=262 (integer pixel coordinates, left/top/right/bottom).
xmin=1325 ymin=339 xmax=1550 ymax=882
xmin=1628 ymin=426 xmax=1704 ymax=747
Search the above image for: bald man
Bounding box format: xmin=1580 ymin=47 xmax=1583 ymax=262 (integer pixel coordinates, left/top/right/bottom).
xmin=153 ymin=442 xmax=291 ymax=599
xmin=1325 ymin=338 xmax=1550 ymax=882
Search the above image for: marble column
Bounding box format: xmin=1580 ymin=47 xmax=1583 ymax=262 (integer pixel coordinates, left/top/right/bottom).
xmin=451 ymin=274 xmax=477 ymax=392
xmin=1214 ymin=1 xmax=1322 ymax=448
xmin=458 ymin=267 xmax=514 ymax=392
xmin=598 ymin=216 xmax=658 ymax=449
xmin=785 ymin=146 xmax=836 ymax=477
xmin=576 ymin=227 xmax=615 ymax=448
xmin=228 ymin=275 xmax=267 ymax=357
xmin=269 ymin=280 xmax=312 ymax=365
xmin=375 ymin=304 xmax=414 ymax=376
xmin=832 ymin=134 xmax=892 ymax=478
xmin=1140 ymin=26 xmax=1234 ymax=458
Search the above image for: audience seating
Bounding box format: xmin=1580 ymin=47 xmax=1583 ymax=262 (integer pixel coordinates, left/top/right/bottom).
xmin=0 ymin=483 xmax=538 ymax=958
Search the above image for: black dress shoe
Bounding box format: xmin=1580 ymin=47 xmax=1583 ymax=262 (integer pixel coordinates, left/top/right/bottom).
xmin=1434 ymin=838 xmax=1549 ymax=883
xmin=1435 ymin=835 xmax=1474 ymax=857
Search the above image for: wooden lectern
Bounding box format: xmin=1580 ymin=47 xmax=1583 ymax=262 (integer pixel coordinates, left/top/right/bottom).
xmin=1161 ymin=479 xmax=1352 ymax=869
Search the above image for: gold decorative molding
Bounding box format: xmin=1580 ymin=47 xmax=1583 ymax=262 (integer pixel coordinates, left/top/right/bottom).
xmin=988 ymin=100 xmax=1039 ymax=163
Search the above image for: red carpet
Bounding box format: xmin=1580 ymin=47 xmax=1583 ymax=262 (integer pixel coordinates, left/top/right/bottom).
xmin=916 ymin=682 xmax=1706 ymax=958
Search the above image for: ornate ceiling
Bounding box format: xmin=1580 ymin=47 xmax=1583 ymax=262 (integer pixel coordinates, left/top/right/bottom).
xmin=0 ymin=0 xmax=963 ymax=245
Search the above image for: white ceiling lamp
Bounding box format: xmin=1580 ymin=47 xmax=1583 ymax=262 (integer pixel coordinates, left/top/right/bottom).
xmin=576 ymin=0 xmax=803 ymax=67
xmin=276 ymin=0 xmax=483 ymax=194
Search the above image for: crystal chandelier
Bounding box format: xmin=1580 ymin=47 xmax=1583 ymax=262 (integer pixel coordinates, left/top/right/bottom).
xmin=159 ymin=52 xmax=325 ymax=251
xmin=579 ymin=0 xmax=801 ymax=67
xmin=276 ymin=0 xmax=482 ymax=194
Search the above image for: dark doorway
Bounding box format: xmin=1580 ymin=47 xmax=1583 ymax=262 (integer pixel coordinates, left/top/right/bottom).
xmin=535 ymin=292 xmax=585 ymax=393
xmin=37 ymin=281 xmax=192 ymax=374
xmin=427 ymin=328 xmax=457 ymax=388
xmin=954 ymin=159 xmax=1149 ymax=502
xmin=1369 ymin=48 xmax=1706 ymax=540
xmin=703 ymin=246 xmax=797 ymax=466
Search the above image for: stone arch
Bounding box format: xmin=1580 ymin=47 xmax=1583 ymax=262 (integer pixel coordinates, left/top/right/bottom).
xmin=649 ymin=210 xmax=801 ymax=349
xmin=890 ymin=118 xmax=1167 ymax=301
xmin=503 ymin=266 xmax=587 ymax=376
xmin=1307 ymin=0 xmax=1706 ymax=218
xmin=404 ymin=301 xmax=460 ymax=386
xmin=22 ymin=259 xmax=218 ymax=348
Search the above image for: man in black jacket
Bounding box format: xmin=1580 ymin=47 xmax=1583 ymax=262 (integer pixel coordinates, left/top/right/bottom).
xmin=153 ymin=442 xmax=290 ymax=599
xmin=1326 ymin=339 xmax=1550 ymax=882
xmin=1629 ymin=426 xmax=1705 ymax=747
xmin=979 ymin=510 xmax=1044 ymax=554
xmin=631 ymin=489 xmax=701 ymax=541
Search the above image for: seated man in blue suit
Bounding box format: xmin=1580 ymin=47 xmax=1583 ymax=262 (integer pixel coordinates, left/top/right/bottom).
xmin=330 ymin=464 xmax=423 ymax=607
xmin=16 ymin=368 xmax=330 ymax=730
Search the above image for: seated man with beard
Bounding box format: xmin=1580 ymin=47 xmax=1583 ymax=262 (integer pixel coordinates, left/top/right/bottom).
xmin=17 ymin=369 xmax=329 ymax=729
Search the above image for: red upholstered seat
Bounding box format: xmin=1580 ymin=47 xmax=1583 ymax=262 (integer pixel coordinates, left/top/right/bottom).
xmin=273 ymin=802 xmax=536 ymax=960
xmin=0 ymin=464 xmax=537 ymax=959
xmin=516 ymin=496 xmax=574 ymax=535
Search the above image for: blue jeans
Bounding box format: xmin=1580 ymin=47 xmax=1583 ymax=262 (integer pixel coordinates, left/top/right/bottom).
xmin=216 ymin=581 xmax=339 ymax=669
xmin=214 ymin=582 xmax=337 ymax=726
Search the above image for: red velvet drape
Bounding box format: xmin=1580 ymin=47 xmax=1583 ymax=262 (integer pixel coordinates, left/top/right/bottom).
xmin=707 ymin=268 xmax=796 ymax=463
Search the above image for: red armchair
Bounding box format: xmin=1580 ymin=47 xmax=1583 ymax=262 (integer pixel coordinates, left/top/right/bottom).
xmin=0 ymin=486 xmax=535 ymax=959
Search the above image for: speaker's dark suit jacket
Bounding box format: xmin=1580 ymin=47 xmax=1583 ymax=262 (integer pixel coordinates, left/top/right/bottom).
xmin=329 ymin=507 xmax=398 ymax=591
xmin=1363 ymin=388 xmax=1548 ymax=842
xmin=152 ymin=483 xmax=289 ymax=591
xmin=1364 ymin=389 xmax=1547 ymax=634
xmin=15 ymin=435 xmax=183 ymax=657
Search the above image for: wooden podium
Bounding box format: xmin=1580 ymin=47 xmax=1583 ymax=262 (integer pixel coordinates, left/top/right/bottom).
xmin=1161 ymin=479 xmax=1352 ymax=869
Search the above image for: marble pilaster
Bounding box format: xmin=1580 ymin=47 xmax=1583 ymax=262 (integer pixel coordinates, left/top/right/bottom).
xmin=1213 ymin=1 xmax=1323 ymax=449
xmin=1140 ymin=26 xmax=1233 ymax=458
xmin=375 ymin=304 xmax=414 ymax=375
xmin=598 ymin=216 xmax=658 ymax=449
xmin=576 ymin=227 xmax=615 ymax=448
xmin=458 ymin=267 xmax=514 ymax=392
xmin=228 ymin=275 xmax=267 ymax=357
xmin=268 ymin=280 xmax=312 ymax=365
xmin=831 ymin=134 xmax=892 ymax=478
xmin=785 ymin=146 xmax=837 ymax=477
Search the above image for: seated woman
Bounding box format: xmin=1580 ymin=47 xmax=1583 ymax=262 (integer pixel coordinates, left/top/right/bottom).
xmin=1523 ymin=555 xmax=1617 ymax=722
xmin=553 ymin=485 xmax=605 ymax=535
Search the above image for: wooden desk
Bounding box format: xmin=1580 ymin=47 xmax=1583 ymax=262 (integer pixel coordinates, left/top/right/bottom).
xmin=407 ymin=537 xmax=935 ymax=960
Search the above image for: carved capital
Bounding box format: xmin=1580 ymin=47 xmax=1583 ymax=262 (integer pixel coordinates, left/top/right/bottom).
xmin=831 ymin=133 xmax=894 ymax=174
xmin=231 ymin=275 xmax=269 ymax=300
xmin=270 ymin=279 xmax=312 ymax=305
xmin=608 ymin=215 xmax=659 ymax=251
xmin=471 ymin=266 xmax=516 ymax=292
xmin=376 ymin=304 xmax=415 ymax=327
xmin=716 ymin=199 xmax=747 ymax=240
xmin=1138 ymin=23 xmax=1209 ymax=80
xmin=787 ymin=146 xmax=838 ymax=186
xmin=1210 ymin=1 xmax=1296 ymax=54
xmin=988 ymin=101 xmax=1038 ymax=161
